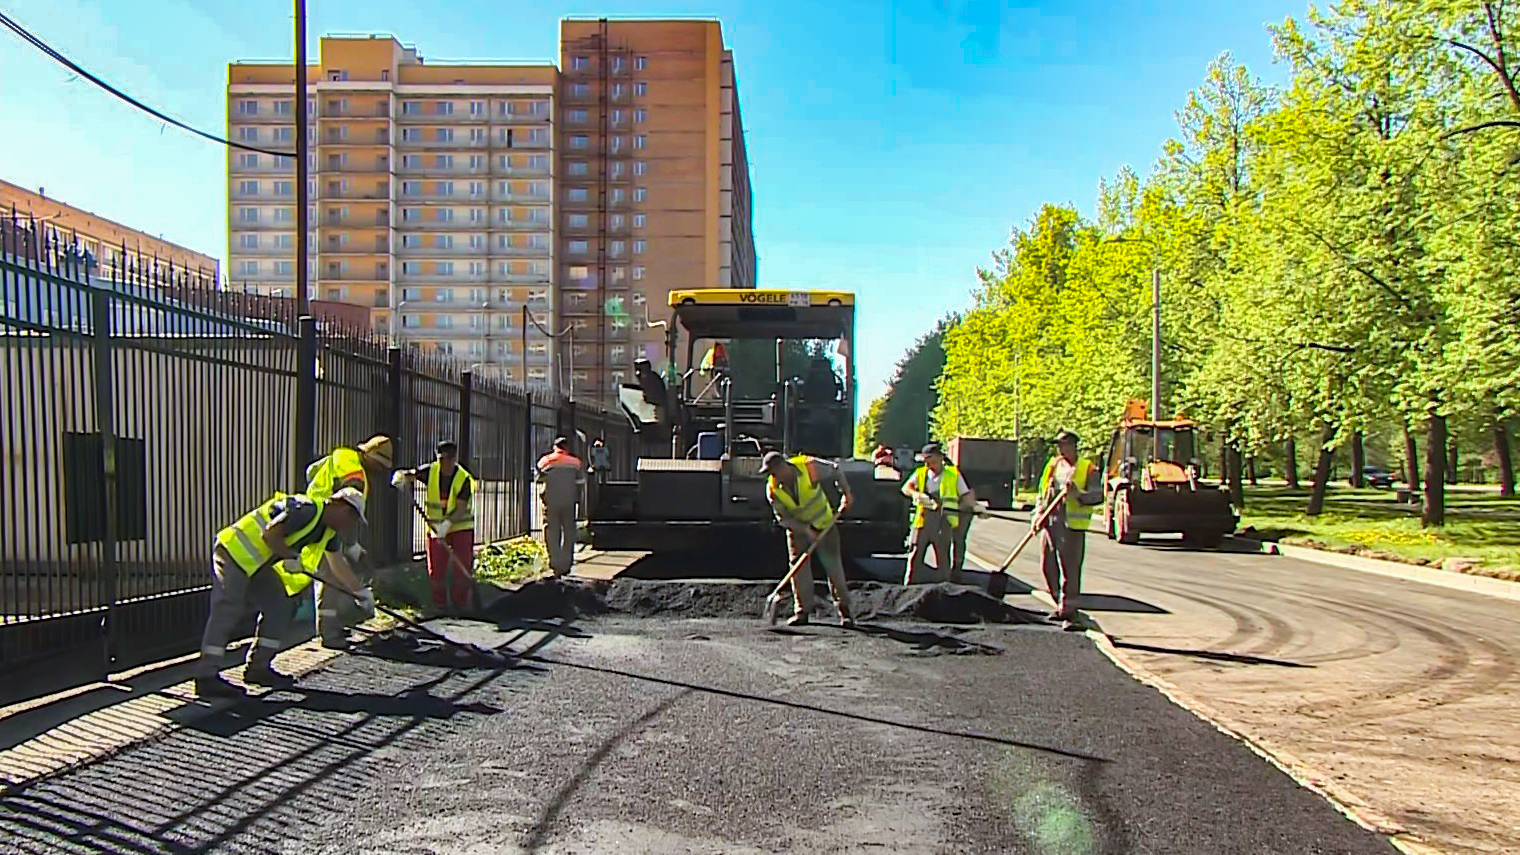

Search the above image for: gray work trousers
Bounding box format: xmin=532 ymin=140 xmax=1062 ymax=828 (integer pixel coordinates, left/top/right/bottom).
xmin=543 ymin=503 xmax=577 ymax=576
xmin=787 ymin=527 xmax=851 ymax=619
xmin=196 ymin=549 xmax=295 ymax=677
xmin=950 ymin=516 xmax=971 ymax=575
xmin=905 ymin=512 xmax=954 ymax=584
xmin=1040 ymin=523 xmax=1086 ymax=616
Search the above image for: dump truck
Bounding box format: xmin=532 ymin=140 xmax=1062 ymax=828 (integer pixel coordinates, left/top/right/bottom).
xmin=590 ymin=289 xmax=910 ymax=558
xmin=947 ymin=437 xmax=1019 ymax=510
xmin=1100 ymin=399 xmax=1238 ymax=547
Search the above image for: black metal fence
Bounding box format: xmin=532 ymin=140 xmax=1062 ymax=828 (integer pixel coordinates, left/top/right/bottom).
xmin=0 ymin=209 xmax=634 ymax=706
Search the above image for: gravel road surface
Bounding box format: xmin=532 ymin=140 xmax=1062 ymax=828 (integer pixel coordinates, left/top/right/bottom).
xmin=0 ymin=581 xmax=1396 ymax=854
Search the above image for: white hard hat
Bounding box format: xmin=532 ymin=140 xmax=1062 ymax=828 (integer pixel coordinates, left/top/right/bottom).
xmin=331 ymin=487 xmax=368 ymax=525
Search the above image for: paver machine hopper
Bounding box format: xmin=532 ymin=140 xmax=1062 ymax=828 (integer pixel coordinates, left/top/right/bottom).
xmin=590 ymin=289 xmax=909 ymax=559
xmin=1100 ymin=399 xmax=1239 ymax=548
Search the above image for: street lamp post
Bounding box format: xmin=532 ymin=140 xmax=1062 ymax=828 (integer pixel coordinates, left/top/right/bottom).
xmin=1100 ymin=237 xmax=1162 ymax=422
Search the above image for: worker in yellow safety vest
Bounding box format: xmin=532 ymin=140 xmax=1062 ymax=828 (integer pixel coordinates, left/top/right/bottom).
xmin=392 ymin=440 xmax=476 ymax=614
xmin=1036 ymin=430 xmax=1104 ymax=627
xmin=901 ymin=442 xmax=975 ymax=585
xmin=195 ymin=487 xmax=370 ymax=699
xmin=762 ymin=450 xmax=855 ymax=627
xmin=304 ymin=435 xmax=392 ymax=649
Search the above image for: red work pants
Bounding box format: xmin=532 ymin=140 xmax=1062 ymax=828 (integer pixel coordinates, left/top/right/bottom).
xmin=425 ymin=529 xmax=475 ymax=610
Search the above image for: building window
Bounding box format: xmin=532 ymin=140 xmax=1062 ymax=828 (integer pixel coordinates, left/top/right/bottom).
xmin=610 ymin=240 xmax=626 ymax=257
xmin=569 ymin=135 xmax=588 ymax=150
xmin=402 ymin=261 xmax=422 ymax=275
xmin=611 ymin=161 xmax=626 ymax=178
xmin=239 ymin=260 xmax=258 ymax=276
xmin=436 ymin=128 xmax=454 ymax=142
xmin=569 ymin=265 xmax=590 ymax=281
xmin=469 ymin=100 xmax=485 ymax=116
xmin=274 ymin=261 xmax=294 ymax=275
xmin=469 ymin=154 xmax=485 ymax=170
xmin=238 ymin=153 xmax=259 ymax=169
xmin=238 ymin=207 xmax=258 ymax=223
xmin=239 ymin=234 xmax=259 ymax=249
xmin=402 ymin=154 xmax=421 ymax=169
xmin=237 ymin=127 xmax=258 ymax=142
xmin=633 ymin=161 xmax=647 ymax=177
xmin=572 ymin=55 xmax=589 ymax=70
xmin=610 ymin=213 xmax=626 ymax=229
xmin=610 ymin=136 xmax=626 ymax=153
xmin=634 ymin=108 xmax=647 ymax=123
xmin=401 ymin=314 xmax=420 ymax=328
xmin=635 ymin=55 xmax=648 ymax=71
xmin=469 ymin=234 xmax=485 ymax=249
xmin=438 ymin=181 xmax=454 ymax=197
xmin=568 ymin=161 xmax=588 ymax=177
xmin=437 ymin=208 xmax=454 ymax=222
xmin=633 ymin=239 xmax=646 ymax=254
xmin=634 ymin=81 xmax=648 ymax=97
xmin=568 ymin=108 xmax=588 ymax=123
xmin=402 ymin=180 xmax=421 ymax=195
xmin=238 ymin=180 xmax=259 ymax=196
xmin=567 ymin=187 xmax=589 ymax=203
xmin=469 ymin=181 xmax=484 ymax=198
xmin=569 ymin=240 xmax=589 ymax=255
xmin=528 ymin=154 xmax=548 ymax=171
xmin=633 ymin=265 xmax=645 ymax=280
xmin=470 ymin=127 xmax=486 ymax=143
xmin=634 ymin=187 xmax=647 ymax=203
xmin=568 ymin=213 xmax=589 ymax=228
xmin=436 ymin=101 xmax=454 ymax=115
xmin=435 ymin=234 xmax=454 ymax=249
xmin=403 ymin=101 xmax=420 ymax=115
xmin=402 ymin=234 xmax=421 ymax=249
xmin=402 ymin=127 xmax=421 ymax=142
xmin=633 ymin=213 xmax=646 ymax=228
xmin=436 ymin=154 xmax=454 ymax=169
xmin=611 ymin=188 xmax=626 ymax=204
xmin=611 ymin=109 xmax=625 ymax=125
xmin=237 ymin=99 xmax=259 ymax=116
xmin=569 ymin=82 xmax=590 ymax=98
xmin=402 ymin=208 xmax=420 ymax=222
xmin=273 ymin=127 xmax=292 ymax=143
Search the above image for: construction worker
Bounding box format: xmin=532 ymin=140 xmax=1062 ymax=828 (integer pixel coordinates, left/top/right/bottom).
xmin=762 ymin=450 xmax=855 ymax=627
xmin=392 ymin=441 xmax=476 ymax=614
xmin=901 ymin=442 xmax=974 ymax=585
xmin=589 ymin=436 xmax=612 ymax=482
xmin=1037 ymin=430 xmax=1103 ymax=626
xmin=536 ymin=436 xmax=585 ymax=576
xmin=305 ymin=434 xmax=392 ymax=650
xmin=195 ymin=487 xmax=371 ymax=699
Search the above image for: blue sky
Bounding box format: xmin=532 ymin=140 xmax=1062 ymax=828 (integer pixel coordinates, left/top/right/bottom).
xmin=0 ymin=0 xmax=1303 ymax=400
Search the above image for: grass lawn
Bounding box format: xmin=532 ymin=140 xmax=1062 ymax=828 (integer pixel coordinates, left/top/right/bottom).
xmin=1238 ymin=485 xmax=1520 ymax=581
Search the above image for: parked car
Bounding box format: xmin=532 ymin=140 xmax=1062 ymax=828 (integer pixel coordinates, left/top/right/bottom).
xmin=1360 ymin=465 xmax=1396 ymax=489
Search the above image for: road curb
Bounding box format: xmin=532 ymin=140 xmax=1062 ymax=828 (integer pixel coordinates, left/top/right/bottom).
xmin=1055 ymin=592 xmax=1446 ymax=855
xmin=1233 ymin=537 xmax=1520 ymax=602
xmin=0 ymin=637 xmax=348 ymax=796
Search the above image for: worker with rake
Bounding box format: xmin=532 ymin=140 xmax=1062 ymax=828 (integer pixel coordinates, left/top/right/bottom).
xmin=1036 ymin=430 xmax=1103 ymax=627
xmin=392 ymin=440 xmax=477 ymax=615
xmin=304 ymin=434 xmax=392 ymax=650
xmin=762 ymin=450 xmax=855 ymax=628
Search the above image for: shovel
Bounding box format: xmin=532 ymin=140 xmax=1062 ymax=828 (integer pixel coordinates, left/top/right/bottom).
xmin=762 ymin=516 xmax=841 ymax=625
xmin=993 ymin=482 xmax=1071 ymax=575
xmin=301 ymin=567 xmax=513 ymax=666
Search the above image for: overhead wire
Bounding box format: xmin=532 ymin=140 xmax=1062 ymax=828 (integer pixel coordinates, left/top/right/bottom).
xmin=0 ymin=9 xmax=294 ymax=158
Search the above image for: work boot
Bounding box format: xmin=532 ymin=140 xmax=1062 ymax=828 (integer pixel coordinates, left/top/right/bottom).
xmin=194 ymin=675 xmax=246 ymax=700
xmin=243 ymin=665 xmax=297 ymax=689
xmin=786 ymin=613 xmax=809 ymax=627
xmin=320 ymin=636 xmax=351 ymax=651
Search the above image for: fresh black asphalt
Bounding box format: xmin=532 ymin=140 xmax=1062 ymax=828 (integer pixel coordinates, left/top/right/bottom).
xmin=0 ymin=594 xmax=1397 ymax=854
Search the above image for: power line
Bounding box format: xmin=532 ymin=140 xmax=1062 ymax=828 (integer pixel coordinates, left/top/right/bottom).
xmin=0 ymin=10 xmax=292 ymax=158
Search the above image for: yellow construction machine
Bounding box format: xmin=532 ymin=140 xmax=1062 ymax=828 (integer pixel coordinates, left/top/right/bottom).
xmin=1100 ymin=399 xmax=1238 ymax=548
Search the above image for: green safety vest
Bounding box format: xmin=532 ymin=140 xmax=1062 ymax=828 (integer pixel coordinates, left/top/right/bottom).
xmin=1038 ymin=457 xmax=1099 ymax=532
xmin=305 ymin=447 xmax=369 ymax=503
xmin=911 ymin=464 xmax=966 ymax=529
xmin=767 ymin=455 xmax=834 ymax=530
xmin=425 ymin=463 xmax=475 ymax=532
xmin=215 ymin=492 xmax=335 ymax=596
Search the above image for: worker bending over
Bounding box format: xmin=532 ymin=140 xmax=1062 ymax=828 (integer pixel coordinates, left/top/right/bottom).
xmin=901 ymin=442 xmax=975 ymax=584
xmin=1037 ymin=430 xmax=1103 ymax=626
xmin=763 ymin=450 xmax=855 ymax=627
xmin=393 ymin=441 xmax=476 ymax=614
xmin=536 ymin=437 xmax=585 ymax=577
xmin=196 ymin=488 xmax=371 ymax=699
xmin=305 ymin=434 xmax=392 ymax=650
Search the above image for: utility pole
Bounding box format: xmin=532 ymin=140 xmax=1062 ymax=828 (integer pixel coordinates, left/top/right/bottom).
xmin=291 ymin=0 xmax=316 ymax=488
xmin=1151 ymin=266 xmax=1161 ymax=422
xmin=293 ymin=0 xmax=309 ymax=316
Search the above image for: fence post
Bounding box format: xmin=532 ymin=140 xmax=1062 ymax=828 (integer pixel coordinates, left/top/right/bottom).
xmin=459 ymin=369 xmax=474 ymax=468
xmin=91 ymin=288 xmax=119 ymax=676
xmin=293 ymin=315 xmax=318 ymax=490
xmin=384 ymin=346 xmax=405 ymax=565
xmin=522 ymin=391 xmax=535 ymax=535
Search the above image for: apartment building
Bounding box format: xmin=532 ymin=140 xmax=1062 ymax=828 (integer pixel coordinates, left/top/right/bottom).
xmin=226 ymin=22 xmax=755 ymax=399
xmin=1 ymin=178 xmax=220 ymax=282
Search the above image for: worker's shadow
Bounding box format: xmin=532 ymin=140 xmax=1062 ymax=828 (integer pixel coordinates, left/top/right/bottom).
xmin=163 ymin=687 xmax=504 ymax=738
xmin=843 ymin=622 xmax=1007 ymax=655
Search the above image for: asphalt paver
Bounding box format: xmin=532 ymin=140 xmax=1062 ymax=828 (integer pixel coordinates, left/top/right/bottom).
xmin=0 ymin=601 xmax=1397 ymax=854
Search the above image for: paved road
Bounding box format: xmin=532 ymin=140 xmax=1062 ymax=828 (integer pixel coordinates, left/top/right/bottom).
xmin=0 ymin=609 xmax=1396 ymax=854
xmin=964 ymin=516 xmax=1520 ymax=855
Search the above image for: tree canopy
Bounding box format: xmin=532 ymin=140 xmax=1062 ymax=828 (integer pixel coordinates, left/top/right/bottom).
xmin=856 ymin=316 xmax=955 ymax=454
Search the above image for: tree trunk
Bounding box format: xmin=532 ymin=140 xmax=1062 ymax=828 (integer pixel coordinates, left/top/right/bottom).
xmin=1227 ymin=443 xmax=1245 ymax=508
xmin=1496 ymin=425 xmax=1515 ymax=498
xmin=1218 ymin=437 xmax=1228 ymax=485
xmin=1307 ymin=424 xmax=1336 ymax=516
xmin=1446 ymin=437 xmax=1459 ymax=485
xmin=1403 ymin=425 xmax=1420 ymax=493
xmin=1284 ymin=437 xmax=1300 ymax=489
xmin=1349 ymin=431 xmax=1365 ymax=487
xmin=1423 ymin=413 xmax=1447 ymax=527
xmin=1246 ymin=455 xmax=1259 ymax=486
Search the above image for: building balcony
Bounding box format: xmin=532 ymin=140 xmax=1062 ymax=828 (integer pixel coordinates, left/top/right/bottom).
xmin=231 ymin=244 xmax=299 ymax=256
xmin=395 ymin=273 xmax=551 ymax=287
xmin=318 ymin=186 xmax=391 ymax=201
xmin=395 ymin=164 xmax=488 ymax=178
xmin=321 ymin=131 xmax=393 ymax=146
xmin=234 ymin=220 xmax=304 ymax=231
xmin=320 ymin=104 xmax=392 ymax=120
xmin=319 ymin=243 xmax=392 ymax=256
xmin=318 ymin=162 xmax=394 ymax=174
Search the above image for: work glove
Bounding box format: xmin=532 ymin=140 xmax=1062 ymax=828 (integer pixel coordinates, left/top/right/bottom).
xmin=912 ymin=492 xmax=937 ymax=509
xmin=434 ymin=520 xmax=453 ymax=539
xmin=390 ymin=470 xmax=410 ymax=490
xmin=353 ymin=587 xmax=376 ymax=617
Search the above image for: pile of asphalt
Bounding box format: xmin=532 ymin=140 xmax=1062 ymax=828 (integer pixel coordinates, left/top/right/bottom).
xmin=479 ymin=577 xmax=1035 ymax=625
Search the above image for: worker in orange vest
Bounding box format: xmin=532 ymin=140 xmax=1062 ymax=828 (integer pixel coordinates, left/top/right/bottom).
xmin=536 ymin=437 xmax=586 ymax=576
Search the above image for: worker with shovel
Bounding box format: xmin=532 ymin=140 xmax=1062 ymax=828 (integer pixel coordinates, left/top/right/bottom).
xmin=1036 ymin=430 xmax=1103 ymax=627
xmin=304 ymin=434 xmax=392 ymax=649
xmin=762 ymin=450 xmax=855 ymax=628
xmin=195 ymin=487 xmax=371 ymax=699
xmin=392 ymin=440 xmax=477 ymax=615
xmin=901 ymin=442 xmax=975 ymax=584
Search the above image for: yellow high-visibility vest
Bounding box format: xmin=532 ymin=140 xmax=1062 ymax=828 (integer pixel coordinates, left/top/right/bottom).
xmin=911 ymin=464 xmax=966 ymax=529
xmin=767 ymin=455 xmax=834 ymax=530
xmin=215 ymin=493 xmax=334 ymax=596
xmin=305 ymin=447 xmax=368 ymax=502
xmin=425 ymin=463 xmax=475 ymax=532
xmin=1038 ymin=457 xmax=1099 ymax=532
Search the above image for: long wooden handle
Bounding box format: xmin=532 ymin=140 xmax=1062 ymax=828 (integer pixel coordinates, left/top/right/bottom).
xmin=995 ymin=484 xmax=1070 ymax=574
xmin=767 ymin=517 xmax=839 ymax=599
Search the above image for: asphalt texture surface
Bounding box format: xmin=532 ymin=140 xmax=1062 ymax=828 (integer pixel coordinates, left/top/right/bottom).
xmin=0 ymin=578 xmax=1397 ymax=855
